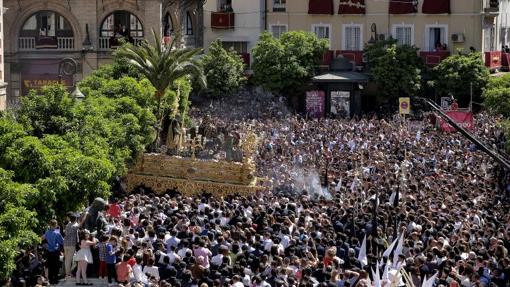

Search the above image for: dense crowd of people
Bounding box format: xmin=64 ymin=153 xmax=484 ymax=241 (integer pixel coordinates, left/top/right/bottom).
xmin=12 ymin=93 xmax=510 ymax=287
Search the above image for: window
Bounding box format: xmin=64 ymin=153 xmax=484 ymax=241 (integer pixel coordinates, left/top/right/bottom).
xmin=221 ymin=41 xmax=248 ymax=54
xmin=484 ymin=26 xmax=495 ymax=52
xmin=342 ymin=24 xmax=363 ymax=51
xmin=20 ymin=11 xmax=73 ymax=37
xmin=218 ymin=0 xmax=233 ymax=12
xmin=392 ymin=24 xmax=414 ymax=46
xmin=100 ymin=11 xmax=143 ymax=38
xmin=163 ymin=13 xmax=173 ymax=36
xmin=273 ymin=0 xmax=286 ymax=12
xmin=186 ymin=12 xmax=193 ymax=35
xmin=270 ymin=24 xmax=287 ymax=38
xmin=312 ymin=24 xmax=331 ymax=45
xmin=425 ymin=25 xmax=448 ymax=51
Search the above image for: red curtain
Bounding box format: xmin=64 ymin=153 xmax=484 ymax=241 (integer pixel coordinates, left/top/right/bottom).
xmin=422 ymin=0 xmax=450 ymax=14
xmin=389 ymin=0 xmax=417 ymax=14
xmin=308 ymin=0 xmax=334 ymax=15
xmin=338 ymin=0 xmax=366 ymax=14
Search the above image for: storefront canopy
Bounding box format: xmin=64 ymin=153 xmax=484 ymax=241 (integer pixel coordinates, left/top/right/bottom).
xmin=312 ymin=72 xmax=369 ymax=83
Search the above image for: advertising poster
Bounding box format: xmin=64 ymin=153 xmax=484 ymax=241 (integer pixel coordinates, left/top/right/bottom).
xmin=330 ymin=91 xmax=350 ymax=118
xmin=306 ymin=90 xmax=325 ymax=118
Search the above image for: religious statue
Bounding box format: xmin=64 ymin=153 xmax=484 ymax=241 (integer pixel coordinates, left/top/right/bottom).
xmin=166 ymin=116 xmax=182 ymax=151
xmin=83 ymin=197 xmax=106 ymax=232
xmin=225 ymin=132 xmax=234 ymax=162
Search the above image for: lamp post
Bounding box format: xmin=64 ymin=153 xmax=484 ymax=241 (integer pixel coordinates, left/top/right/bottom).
xmin=58 ymin=58 xmax=84 ymax=100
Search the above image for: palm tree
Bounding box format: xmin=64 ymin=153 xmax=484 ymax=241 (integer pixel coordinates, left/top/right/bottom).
xmin=116 ymin=29 xmax=206 ymax=147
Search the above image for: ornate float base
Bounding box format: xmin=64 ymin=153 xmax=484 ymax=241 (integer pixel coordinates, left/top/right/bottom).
xmin=126 ymin=152 xmax=264 ymax=197
xmin=126 ymin=173 xmax=263 ymax=196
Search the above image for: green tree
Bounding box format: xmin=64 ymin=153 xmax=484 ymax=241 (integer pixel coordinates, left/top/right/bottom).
xmin=432 ymin=52 xmax=489 ymax=107
xmin=116 ymin=29 xmax=206 ymax=145
xmin=252 ymin=31 xmax=328 ymax=95
xmin=364 ymin=39 xmax=423 ymax=102
xmin=0 ymin=168 xmax=39 ymax=283
xmin=202 ymin=40 xmax=246 ymax=98
xmin=483 ymin=74 xmax=510 ymax=117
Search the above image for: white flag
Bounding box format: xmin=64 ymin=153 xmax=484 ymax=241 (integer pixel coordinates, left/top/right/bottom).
xmin=392 ymin=233 xmax=405 ymax=266
xmin=422 ymin=272 xmax=439 ymax=287
xmin=382 ymin=233 xmax=399 ymax=258
xmin=388 ymin=191 xmax=396 ymax=205
xmin=358 ymin=235 xmax=368 ymax=267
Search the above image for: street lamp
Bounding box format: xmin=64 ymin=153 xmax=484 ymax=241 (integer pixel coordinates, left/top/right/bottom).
xmin=58 ymin=58 xmax=85 ymax=100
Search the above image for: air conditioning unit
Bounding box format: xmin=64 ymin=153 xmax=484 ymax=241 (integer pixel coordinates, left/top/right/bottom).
xmin=378 ymin=33 xmax=387 ymax=41
xmin=451 ymin=33 xmax=465 ymax=43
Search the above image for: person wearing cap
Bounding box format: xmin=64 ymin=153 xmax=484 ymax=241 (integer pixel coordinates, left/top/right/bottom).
xmin=63 ymin=212 xmax=79 ymax=278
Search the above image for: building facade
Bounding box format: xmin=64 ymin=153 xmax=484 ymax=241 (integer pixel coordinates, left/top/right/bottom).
xmin=2 ymin=0 xmax=204 ymax=108
xmin=203 ymin=0 xmax=266 ymax=66
xmin=0 ymin=0 xmax=6 ymax=110
xmin=265 ymin=0 xmax=510 ymax=68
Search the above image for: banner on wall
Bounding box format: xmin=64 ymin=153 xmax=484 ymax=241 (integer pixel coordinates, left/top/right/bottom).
xmin=439 ymin=111 xmax=474 ymax=132
xmin=399 ymin=97 xmax=410 ymax=115
xmin=306 ymin=90 xmax=325 ymax=118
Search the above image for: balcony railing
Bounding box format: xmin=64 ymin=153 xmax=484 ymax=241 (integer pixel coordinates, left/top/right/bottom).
xmin=419 ymin=51 xmax=450 ymax=67
xmin=336 ymin=50 xmax=364 ymax=65
xmin=485 ymin=51 xmax=502 ymax=70
xmin=99 ymin=37 xmax=144 ymax=51
xmin=211 ymin=12 xmax=235 ymax=29
xmin=18 ymin=37 xmax=75 ymax=51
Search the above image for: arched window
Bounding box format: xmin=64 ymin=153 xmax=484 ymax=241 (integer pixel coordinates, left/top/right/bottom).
xmin=185 ymin=12 xmax=193 ymax=35
xmin=163 ymin=12 xmax=173 ymax=36
xmin=20 ymin=11 xmax=73 ymax=37
xmin=100 ymin=11 xmax=143 ymax=38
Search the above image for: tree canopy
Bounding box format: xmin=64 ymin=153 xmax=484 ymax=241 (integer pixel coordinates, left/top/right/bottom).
xmin=364 ymin=39 xmax=423 ymax=102
xmin=202 ymin=40 xmax=246 ymax=98
xmin=252 ymin=31 xmax=328 ymax=95
xmin=432 ymin=52 xmax=489 ymax=108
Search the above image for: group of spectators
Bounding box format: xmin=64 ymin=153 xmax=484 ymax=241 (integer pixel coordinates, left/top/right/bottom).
xmin=13 ymin=94 xmax=510 ymax=287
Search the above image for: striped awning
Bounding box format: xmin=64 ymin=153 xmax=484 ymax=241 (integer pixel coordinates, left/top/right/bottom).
xmin=422 ymin=0 xmax=450 ymax=14
xmin=338 ymin=0 xmax=366 ymax=14
xmin=308 ymin=0 xmax=335 ymax=15
xmin=389 ymin=0 xmax=417 ymax=14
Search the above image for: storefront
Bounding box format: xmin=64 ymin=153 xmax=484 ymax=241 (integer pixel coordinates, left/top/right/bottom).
xmin=20 ymin=59 xmax=74 ymax=96
xmin=310 ymin=57 xmax=368 ymax=118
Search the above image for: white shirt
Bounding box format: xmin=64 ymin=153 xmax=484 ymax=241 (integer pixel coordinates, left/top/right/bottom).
xmin=133 ymin=264 xmax=148 ymax=284
xmin=142 ymin=265 xmax=160 ymax=280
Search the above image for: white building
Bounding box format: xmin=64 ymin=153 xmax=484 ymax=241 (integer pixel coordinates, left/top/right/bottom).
xmin=203 ymin=0 xmax=266 ymax=67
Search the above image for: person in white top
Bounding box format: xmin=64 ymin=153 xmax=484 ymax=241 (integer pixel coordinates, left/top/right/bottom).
xmin=132 ymin=256 xmax=148 ymax=285
xmin=142 ymin=258 xmax=160 ymax=280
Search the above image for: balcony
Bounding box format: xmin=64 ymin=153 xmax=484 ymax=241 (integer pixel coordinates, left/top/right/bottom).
xmin=322 ymin=50 xmax=334 ymax=66
xmin=211 ymin=12 xmax=235 ymax=29
xmin=485 ymin=51 xmax=502 ymax=70
xmin=18 ymin=37 xmax=75 ymax=51
xmin=419 ymin=51 xmax=450 ymax=67
xmin=99 ymin=37 xmax=144 ymax=51
xmin=336 ymin=50 xmax=364 ymax=66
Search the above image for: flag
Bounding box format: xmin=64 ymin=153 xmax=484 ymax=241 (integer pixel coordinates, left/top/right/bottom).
xmin=422 ymin=272 xmax=439 ymax=287
xmin=358 ymin=235 xmax=368 ymax=267
xmin=392 ymin=233 xmax=404 ymax=266
xmin=371 ymin=267 xmax=381 ymax=287
xmin=388 ymin=191 xmax=396 ymax=205
xmin=382 ymin=234 xmax=399 ymax=258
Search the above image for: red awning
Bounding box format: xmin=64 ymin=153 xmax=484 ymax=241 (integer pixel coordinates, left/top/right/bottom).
xmin=422 ymin=0 xmax=450 ymax=14
xmin=308 ymin=0 xmax=334 ymax=15
xmin=389 ymin=0 xmax=417 ymax=14
xmin=338 ymin=0 xmax=365 ymax=14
